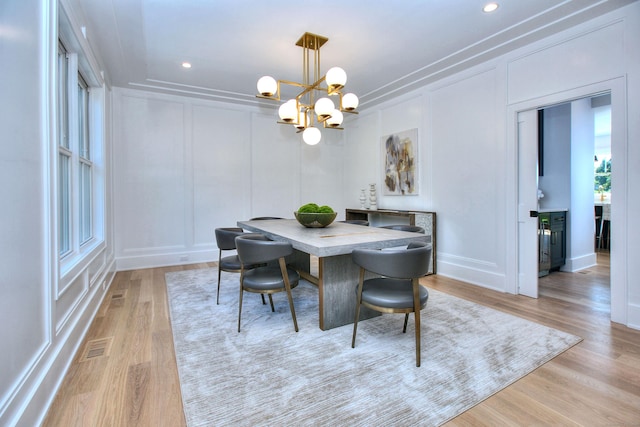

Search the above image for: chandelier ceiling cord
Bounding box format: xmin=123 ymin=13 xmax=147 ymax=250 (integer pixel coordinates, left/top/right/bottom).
xmin=256 ymin=32 xmax=359 ymax=145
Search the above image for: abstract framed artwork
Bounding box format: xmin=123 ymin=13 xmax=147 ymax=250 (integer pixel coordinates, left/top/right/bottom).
xmin=381 ymin=128 xmax=419 ymax=196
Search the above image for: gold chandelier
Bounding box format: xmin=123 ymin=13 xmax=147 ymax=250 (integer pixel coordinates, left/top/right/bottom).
xmin=256 ymin=32 xmax=359 ymax=145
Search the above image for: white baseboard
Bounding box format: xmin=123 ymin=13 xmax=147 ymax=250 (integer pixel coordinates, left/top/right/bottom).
xmin=627 ymin=302 xmax=640 ymax=331
xmin=561 ymin=252 xmax=597 ymax=272
xmin=116 ymin=249 xmax=216 ymax=271
xmin=436 ymin=257 xmax=506 ymax=293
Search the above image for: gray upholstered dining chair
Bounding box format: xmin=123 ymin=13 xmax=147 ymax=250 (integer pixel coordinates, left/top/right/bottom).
xmin=214 ymin=227 xmax=265 ymax=305
xmin=235 ymin=233 xmax=300 ymax=333
xmin=351 ymin=241 xmax=432 ymax=367
xmin=379 ymin=224 xmax=425 ymax=233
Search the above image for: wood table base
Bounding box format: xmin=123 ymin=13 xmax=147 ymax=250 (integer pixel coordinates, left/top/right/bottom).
xmin=291 ymin=250 xmax=379 ymax=330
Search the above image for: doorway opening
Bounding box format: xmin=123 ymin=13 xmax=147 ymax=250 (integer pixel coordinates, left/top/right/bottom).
xmin=512 ymin=77 xmax=626 ymax=325
xmin=524 ymin=93 xmax=613 ymax=314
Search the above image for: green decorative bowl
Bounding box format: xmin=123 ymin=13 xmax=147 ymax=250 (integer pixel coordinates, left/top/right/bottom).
xmin=294 ymin=211 xmax=337 ymax=228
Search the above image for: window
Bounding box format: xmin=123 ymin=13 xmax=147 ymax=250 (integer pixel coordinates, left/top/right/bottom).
xmin=57 ymin=38 xmax=99 ymax=260
xmin=593 ymin=105 xmax=611 ymax=202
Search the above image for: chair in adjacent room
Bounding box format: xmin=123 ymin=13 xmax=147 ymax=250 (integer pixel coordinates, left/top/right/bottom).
xmin=351 ymin=241 xmax=432 ymax=367
xmin=379 ymin=224 xmax=425 ymax=233
xmin=235 ymin=233 xmax=300 ymax=333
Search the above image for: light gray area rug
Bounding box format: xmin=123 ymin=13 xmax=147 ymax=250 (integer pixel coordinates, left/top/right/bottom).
xmin=165 ymin=268 xmax=581 ymax=427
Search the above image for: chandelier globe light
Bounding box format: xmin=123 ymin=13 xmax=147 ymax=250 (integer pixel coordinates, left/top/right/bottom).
xmin=278 ymin=99 xmax=298 ymax=123
xmin=256 ymin=32 xmax=358 ymax=145
xmin=342 ymin=93 xmax=359 ymax=111
xmin=314 ymin=97 xmax=335 ymax=119
xmin=303 ymin=127 xmax=321 ymax=145
xmin=326 ymin=67 xmax=347 ymax=91
xmin=257 ymin=76 xmax=278 ymax=97
xmin=326 ymin=109 xmax=343 ymax=128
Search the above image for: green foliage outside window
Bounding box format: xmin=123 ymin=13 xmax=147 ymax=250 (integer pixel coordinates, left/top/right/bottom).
xmin=594 ymin=158 xmax=611 ymax=192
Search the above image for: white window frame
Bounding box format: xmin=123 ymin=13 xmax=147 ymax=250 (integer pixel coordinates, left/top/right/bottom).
xmin=58 ymin=41 xmax=72 ymax=257
xmin=56 ymin=3 xmax=106 ymax=291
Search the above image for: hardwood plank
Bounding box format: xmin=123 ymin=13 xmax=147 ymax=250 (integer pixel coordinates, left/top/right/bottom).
xmin=123 ymin=362 xmax=151 ymax=425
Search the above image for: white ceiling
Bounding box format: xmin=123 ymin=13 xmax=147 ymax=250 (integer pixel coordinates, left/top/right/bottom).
xmin=75 ymin=0 xmax=635 ymax=110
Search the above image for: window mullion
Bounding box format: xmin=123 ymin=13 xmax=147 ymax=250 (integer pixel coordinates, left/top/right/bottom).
xmin=67 ymin=53 xmax=80 ymax=254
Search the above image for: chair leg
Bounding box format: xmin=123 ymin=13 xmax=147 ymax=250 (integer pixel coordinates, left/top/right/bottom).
xmin=285 ymin=289 xmax=299 ymax=332
xmin=261 ymin=294 xmax=266 ymax=305
xmin=403 ymin=313 xmax=409 ymax=333
xmin=216 ymin=252 xmax=222 ymax=305
xmin=238 ymin=275 xmax=245 ymax=332
xmin=414 ymin=311 xmax=421 ymax=367
xmin=268 ymin=294 xmax=275 ymax=312
xmin=413 ymin=279 xmax=422 ymax=367
xmin=352 ymin=302 xmax=361 ymax=348
xmin=279 ymin=258 xmax=298 ymax=332
xmin=352 ymin=268 xmax=365 ymax=348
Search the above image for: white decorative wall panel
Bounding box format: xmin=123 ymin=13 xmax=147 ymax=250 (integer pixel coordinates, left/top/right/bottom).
xmin=342 ymin=111 xmax=380 ymax=213
xmin=430 ymin=68 xmax=504 ymax=268
xmin=116 ymin=94 xmax=187 ymax=255
xmin=249 ymin=114 xmax=301 ymax=218
xmin=55 ymin=272 xmax=87 ymax=332
xmin=507 ymin=21 xmax=624 ymax=104
xmin=192 ymin=105 xmax=251 ymax=244
xmin=300 ymin=138 xmax=345 ymax=214
xmin=379 ymin=95 xmax=426 ymax=212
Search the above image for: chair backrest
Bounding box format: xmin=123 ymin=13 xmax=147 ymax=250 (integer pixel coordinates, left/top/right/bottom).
xmin=380 ymin=224 xmax=425 ymax=233
xmin=250 ymin=217 xmax=284 ymax=220
xmin=352 ymin=241 xmax=431 ymax=279
xmin=339 ymin=219 xmax=370 ymax=226
xmin=235 ymin=233 xmax=293 ymax=265
xmin=215 ymin=227 xmax=244 ymax=250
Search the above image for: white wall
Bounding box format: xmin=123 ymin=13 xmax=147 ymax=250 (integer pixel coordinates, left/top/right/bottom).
xmin=538 ymin=104 xmax=571 ymax=211
xmin=0 ymin=1 xmax=115 ymax=425
xmin=569 ymin=98 xmax=600 ymax=272
xmin=0 ymin=4 xmax=49 ymax=424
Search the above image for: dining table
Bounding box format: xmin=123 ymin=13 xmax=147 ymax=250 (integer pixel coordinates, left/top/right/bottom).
xmin=237 ymin=218 xmax=431 ymax=330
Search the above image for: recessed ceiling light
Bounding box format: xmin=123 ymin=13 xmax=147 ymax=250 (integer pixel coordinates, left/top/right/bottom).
xmin=483 ymin=2 xmax=499 ymax=13
xmin=182 ymin=62 xmax=192 ymax=69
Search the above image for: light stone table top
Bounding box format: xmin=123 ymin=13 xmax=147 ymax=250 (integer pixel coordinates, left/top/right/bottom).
xmin=237 ymin=219 xmax=430 ymax=257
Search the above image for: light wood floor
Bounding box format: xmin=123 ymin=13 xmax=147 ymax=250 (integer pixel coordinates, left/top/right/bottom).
xmin=43 ymin=251 xmax=640 ymax=426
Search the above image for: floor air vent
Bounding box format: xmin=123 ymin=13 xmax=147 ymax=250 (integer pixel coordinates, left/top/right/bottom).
xmin=111 ymin=289 xmax=127 ymax=300
xmin=80 ymin=337 xmax=113 ymax=362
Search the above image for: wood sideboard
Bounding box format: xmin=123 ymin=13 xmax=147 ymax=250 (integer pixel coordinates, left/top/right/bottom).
xmin=345 ymin=208 xmax=436 ymax=274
